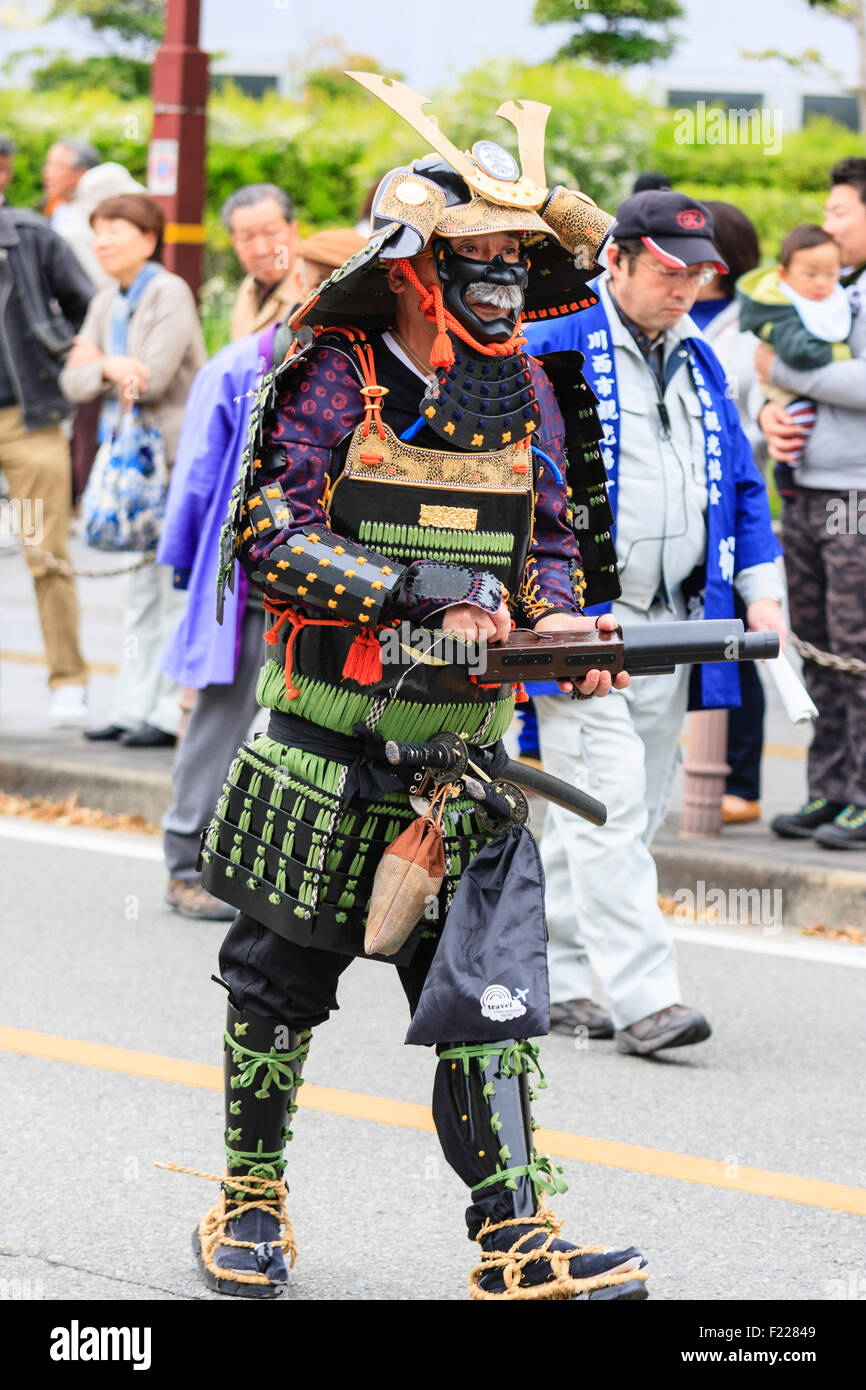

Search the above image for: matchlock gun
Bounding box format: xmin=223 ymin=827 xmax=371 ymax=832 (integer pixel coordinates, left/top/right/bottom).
xmin=469 ymin=618 xmax=779 ymax=689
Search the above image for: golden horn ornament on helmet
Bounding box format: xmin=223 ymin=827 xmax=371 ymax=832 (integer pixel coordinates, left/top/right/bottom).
xmin=346 ymin=70 xmax=614 ymax=264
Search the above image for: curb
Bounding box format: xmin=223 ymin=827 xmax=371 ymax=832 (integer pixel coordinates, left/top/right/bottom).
xmin=2 ymin=756 xmax=864 ymax=930
xmin=0 ymin=755 xmax=172 ymax=825
xmin=653 ymin=840 xmax=866 ymax=930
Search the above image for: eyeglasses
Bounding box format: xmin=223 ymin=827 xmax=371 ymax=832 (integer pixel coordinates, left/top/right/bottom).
xmin=636 ymin=257 xmax=716 ymax=287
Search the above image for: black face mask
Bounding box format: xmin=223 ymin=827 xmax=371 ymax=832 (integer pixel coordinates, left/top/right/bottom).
xmin=432 ymin=237 xmax=529 ymax=346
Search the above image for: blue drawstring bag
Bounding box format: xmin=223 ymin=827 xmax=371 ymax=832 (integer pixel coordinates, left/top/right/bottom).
xmin=405 ymin=826 xmax=551 ymax=1047
xmin=81 ymin=260 xmax=167 ymax=552
xmin=82 ymin=406 xmax=168 ymax=552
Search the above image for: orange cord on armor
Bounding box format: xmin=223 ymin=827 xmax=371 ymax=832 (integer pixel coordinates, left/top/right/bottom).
xmin=263 ymin=596 xmax=384 ymax=696
xmin=397 ymin=258 xmax=527 ymax=369
xmin=310 ymin=325 xmax=388 ymax=440
xmin=263 ymin=598 xmax=352 ymax=700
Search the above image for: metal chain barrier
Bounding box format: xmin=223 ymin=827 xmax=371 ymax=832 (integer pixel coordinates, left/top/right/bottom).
xmin=0 ymin=538 xmax=155 ymax=578
xmin=789 ymin=633 xmax=866 ymax=677
xmin=3 ymin=535 xmax=865 ymax=675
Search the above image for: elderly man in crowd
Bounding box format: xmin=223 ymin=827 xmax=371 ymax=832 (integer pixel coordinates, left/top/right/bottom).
xmin=523 ymin=191 xmax=786 ymax=1056
xmin=43 ymin=139 xmax=99 ymax=235
xmin=223 ymin=184 xmax=306 ymax=341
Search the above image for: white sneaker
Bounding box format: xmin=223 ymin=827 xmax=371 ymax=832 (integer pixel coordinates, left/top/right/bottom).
xmin=49 ymin=685 xmax=89 ymax=727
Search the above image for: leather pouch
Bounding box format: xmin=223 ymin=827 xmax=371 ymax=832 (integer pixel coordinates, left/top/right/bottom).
xmin=364 ymin=792 xmax=448 ymax=957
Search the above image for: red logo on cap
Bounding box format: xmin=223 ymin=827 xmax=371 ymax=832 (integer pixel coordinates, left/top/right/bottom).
xmin=676 ymin=208 xmax=706 ymax=230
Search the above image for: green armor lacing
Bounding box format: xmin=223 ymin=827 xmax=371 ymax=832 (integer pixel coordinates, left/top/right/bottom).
xmin=223 ymin=1029 xmax=311 ymax=1201
xmin=356 ymin=519 xmax=514 ymax=568
xmin=225 ymin=1029 xmax=311 ymax=1100
xmin=255 ymin=659 xmax=515 ymax=743
xmin=439 ymin=1041 xmax=566 ymax=1202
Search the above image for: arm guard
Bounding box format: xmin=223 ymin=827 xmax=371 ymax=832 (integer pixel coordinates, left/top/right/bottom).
xmin=254 ymin=535 xmax=504 ymax=627
xmin=238 ymin=478 xmax=294 ymax=562
xmin=405 ymin=561 xmax=502 ymax=616
xmin=254 ymin=528 xmax=407 ymax=625
xmin=243 ymin=483 xmax=504 ymax=625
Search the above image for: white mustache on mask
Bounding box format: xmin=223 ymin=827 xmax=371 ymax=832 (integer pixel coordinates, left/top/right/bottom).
xmin=464 ymin=282 xmax=524 ymax=309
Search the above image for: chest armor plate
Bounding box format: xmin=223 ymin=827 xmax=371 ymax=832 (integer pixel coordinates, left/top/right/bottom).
xmin=327 ymin=422 xmax=533 ymax=597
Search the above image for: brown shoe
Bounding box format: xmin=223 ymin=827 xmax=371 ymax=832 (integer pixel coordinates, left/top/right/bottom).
xmin=722 ymin=795 xmax=761 ymax=824
xmin=549 ymin=998 xmax=614 ymax=1040
xmin=165 ymin=878 xmax=236 ymax=921
xmin=615 ymin=1004 xmax=711 ymax=1056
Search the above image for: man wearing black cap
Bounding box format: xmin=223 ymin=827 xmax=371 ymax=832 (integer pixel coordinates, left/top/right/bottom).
xmin=523 ymin=191 xmax=786 ymax=1056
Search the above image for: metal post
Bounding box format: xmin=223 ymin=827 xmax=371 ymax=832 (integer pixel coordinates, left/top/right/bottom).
xmin=147 ymin=0 xmax=208 ymax=298
xmin=679 ymin=708 xmax=729 ymax=837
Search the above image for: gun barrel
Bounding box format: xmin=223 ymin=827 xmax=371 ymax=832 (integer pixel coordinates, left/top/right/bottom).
xmin=622 ymin=620 xmax=779 ymax=671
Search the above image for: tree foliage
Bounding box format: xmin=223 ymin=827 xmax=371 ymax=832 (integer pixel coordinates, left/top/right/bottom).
xmin=533 ymin=0 xmax=684 ymax=67
xmin=30 ymin=53 xmax=151 ymax=97
xmin=12 ymin=0 xmax=164 ymax=97
xmin=442 ymin=60 xmax=657 ymax=210
xmin=45 ymin=0 xmax=163 ymax=51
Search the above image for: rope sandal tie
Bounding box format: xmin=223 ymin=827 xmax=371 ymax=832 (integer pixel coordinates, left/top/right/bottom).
xmin=468 ymin=1199 xmax=648 ymax=1302
xmin=156 ymin=1163 xmax=298 ymax=1290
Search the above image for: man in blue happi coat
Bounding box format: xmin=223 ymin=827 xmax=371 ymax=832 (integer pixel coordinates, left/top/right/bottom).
xmin=523 ymin=191 xmax=787 ymax=1055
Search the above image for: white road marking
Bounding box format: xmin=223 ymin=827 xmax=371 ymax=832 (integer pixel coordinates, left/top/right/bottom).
xmin=2 ymin=815 xmax=864 ymax=968
xmin=0 ymin=816 xmax=162 ymax=861
xmin=671 ymin=922 xmax=866 ymax=969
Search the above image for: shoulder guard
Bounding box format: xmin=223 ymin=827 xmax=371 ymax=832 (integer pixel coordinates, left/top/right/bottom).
xmin=531 ymin=348 xmax=621 ymax=608
xmin=215 ymin=326 xmax=367 ymax=623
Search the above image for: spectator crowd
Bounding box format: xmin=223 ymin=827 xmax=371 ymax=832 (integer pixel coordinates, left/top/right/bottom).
xmin=1 ymin=127 xmax=864 ymax=1052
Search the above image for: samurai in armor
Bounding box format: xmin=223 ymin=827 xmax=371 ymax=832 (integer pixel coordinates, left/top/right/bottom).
xmin=189 ymin=73 xmax=648 ymax=1300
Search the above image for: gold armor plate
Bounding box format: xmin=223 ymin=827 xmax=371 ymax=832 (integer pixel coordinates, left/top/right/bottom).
xmin=334 ymin=423 xmax=533 ymax=495
xmin=418 ymin=504 xmax=478 ymax=530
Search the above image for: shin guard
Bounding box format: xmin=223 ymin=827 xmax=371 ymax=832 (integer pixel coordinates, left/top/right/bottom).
xmin=433 ymin=1039 xmax=563 ymax=1234
xmin=433 ymin=1039 xmax=648 ymax=1300
xmin=194 ymin=1003 xmax=311 ymax=1298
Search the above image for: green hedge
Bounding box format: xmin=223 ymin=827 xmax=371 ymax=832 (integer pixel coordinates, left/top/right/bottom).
xmin=677 ymin=183 xmax=827 ymax=260
xmin=653 ymin=112 xmax=864 ymax=194
xmin=1 ymin=79 xmax=859 ymax=290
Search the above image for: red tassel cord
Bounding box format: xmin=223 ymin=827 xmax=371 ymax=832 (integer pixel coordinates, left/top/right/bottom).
xmin=264 ymin=598 xmax=385 ymax=697
xmin=341 ymin=628 xmax=384 ymax=686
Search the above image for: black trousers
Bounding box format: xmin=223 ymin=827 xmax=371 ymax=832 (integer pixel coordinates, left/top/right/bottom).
xmin=219 ymin=912 xmax=537 ymax=1236
xmin=219 ymin=912 xmax=430 ymax=1028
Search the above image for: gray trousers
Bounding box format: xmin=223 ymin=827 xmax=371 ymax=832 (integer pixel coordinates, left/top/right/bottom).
xmin=534 ymin=602 xmax=691 ymax=1029
xmin=162 ymin=604 xmax=268 ymax=881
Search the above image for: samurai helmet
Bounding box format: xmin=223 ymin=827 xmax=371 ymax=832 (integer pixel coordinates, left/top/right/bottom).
xmin=289 ymin=73 xmax=616 ymax=342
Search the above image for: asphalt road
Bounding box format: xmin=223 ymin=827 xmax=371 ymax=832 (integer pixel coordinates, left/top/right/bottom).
xmin=1 ymin=813 xmax=864 ymax=1304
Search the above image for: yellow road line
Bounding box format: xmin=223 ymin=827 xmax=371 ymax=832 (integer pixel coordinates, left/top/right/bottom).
xmin=2 ymin=1025 xmax=863 ymax=1215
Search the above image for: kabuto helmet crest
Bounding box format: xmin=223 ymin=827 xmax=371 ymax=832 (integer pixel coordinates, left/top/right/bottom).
xmin=288 ymin=72 xmax=616 ymax=337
